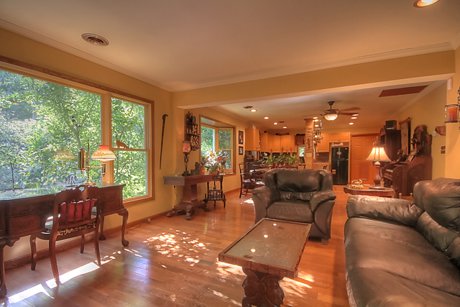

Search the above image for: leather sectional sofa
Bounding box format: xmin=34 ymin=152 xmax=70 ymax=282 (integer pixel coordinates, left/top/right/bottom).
xmin=345 ymin=178 xmax=460 ymax=306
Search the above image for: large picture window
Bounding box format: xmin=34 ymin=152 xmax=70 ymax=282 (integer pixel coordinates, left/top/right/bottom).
xmin=0 ymin=67 xmax=151 ymax=200
xmin=200 ymin=117 xmax=234 ymax=173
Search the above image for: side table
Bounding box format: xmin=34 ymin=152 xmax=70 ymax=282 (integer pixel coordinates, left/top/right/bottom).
xmin=343 ymin=185 xmax=395 ymax=198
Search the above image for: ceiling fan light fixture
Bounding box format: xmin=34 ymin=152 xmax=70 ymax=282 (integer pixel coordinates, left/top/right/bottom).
xmin=413 ymin=0 xmax=439 ymax=8
xmin=324 ymin=112 xmax=338 ymax=121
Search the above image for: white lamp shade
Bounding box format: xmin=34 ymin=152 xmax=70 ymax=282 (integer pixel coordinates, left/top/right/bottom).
xmin=366 ymin=146 xmax=390 ymax=162
xmin=91 ymin=145 xmax=116 ymax=162
xmin=324 ymin=112 xmax=338 ymax=121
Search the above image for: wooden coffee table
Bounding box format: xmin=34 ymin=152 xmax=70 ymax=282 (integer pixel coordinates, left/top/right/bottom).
xmin=343 ymin=185 xmax=395 ymax=198
xmin=218 ymin=218 xmax=311 ymax=306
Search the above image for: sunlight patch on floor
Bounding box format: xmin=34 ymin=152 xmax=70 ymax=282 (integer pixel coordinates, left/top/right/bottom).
xmin=210 ymin=289 xmax=240 ymax=306
xmin=242 ymin=198 xmax=254 ymax=205
xmin=145 ymin=229 xmax=210 ymax=266
xmin=46 ymin=262 xmax=100 ymax=288
xmin=8 ymin=284 xmax=52 ymax=303
xmin=215 ymin=261 xmax=245 ymax=282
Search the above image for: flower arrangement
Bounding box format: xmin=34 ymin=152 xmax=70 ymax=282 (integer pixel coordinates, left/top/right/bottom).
xmin=201 ymin=151 xmax=228 ymax=174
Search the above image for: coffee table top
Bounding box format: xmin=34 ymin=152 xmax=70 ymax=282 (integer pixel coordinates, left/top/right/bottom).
xmin=218 ymin=218 xmax=311 ymax=278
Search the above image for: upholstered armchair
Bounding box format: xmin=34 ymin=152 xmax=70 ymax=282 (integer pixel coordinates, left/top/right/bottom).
xmin=252 ymin=169 xmax=336 ymax=241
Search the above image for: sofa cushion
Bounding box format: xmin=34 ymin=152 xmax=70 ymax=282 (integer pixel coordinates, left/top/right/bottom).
xmin=276 ymin=169 xmax=321 ymax=192
xmin=413 ymin=178 xmax=460 ymax=231
xmin=347 ymin=268 xmax=460 ymax=307
xmin=416 ymin=212 xmax=460 ymax=267
xmin=345 ymin=217 xmax=460 ymax=296
xmin=267 ymin=200 xmax=313 ymax=223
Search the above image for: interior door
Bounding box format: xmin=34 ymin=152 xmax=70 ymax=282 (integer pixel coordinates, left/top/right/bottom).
xmin=350 ymin=134 xmax=379 ymax=184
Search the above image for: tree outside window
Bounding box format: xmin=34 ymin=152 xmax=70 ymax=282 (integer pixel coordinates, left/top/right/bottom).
xmin=0 ymin=68 xmax=151 ymax=200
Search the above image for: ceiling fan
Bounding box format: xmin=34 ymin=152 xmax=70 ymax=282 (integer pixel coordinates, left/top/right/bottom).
xmin=322 ymin=100 xmax=360 ymax=121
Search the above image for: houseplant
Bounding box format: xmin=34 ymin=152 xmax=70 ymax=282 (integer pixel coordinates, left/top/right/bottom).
xmin=202 ymin=151 xmax=228 ymax=174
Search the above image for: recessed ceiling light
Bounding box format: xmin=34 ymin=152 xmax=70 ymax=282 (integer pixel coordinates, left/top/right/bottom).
xmin=283 ymin=126 xmax=287 ymax=129
xmin=352 ymin=113 xmax=359 ymax=117
xmin=351 ymin=116 xmax=358 ymax=120
xmin=414 ymin=0 xmax=439 ymax=8
xmin=264 ymin=116 xmax=269 ymax=120
xmin=349 ymin=122 xmax=354 ymax=125
xmin=313 ymin=116 xmax=318 ymax=120
xmin=81 ymin=33 xmax=109 ymax=46
xmin=250 ymin=109 xmax=257 ymax=112
xmin=274 ymin=122 xmax=278 ymax=125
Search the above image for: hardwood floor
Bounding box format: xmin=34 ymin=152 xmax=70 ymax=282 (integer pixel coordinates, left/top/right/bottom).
xmin=2 ymin=186 xmax=349 ymax=306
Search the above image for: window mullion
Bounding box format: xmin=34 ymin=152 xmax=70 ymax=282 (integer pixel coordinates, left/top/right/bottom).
xmin=101 ymin=94 xmax=113 ymax=184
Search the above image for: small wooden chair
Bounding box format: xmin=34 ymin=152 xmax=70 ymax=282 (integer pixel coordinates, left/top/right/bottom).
xmin=239 ymin=163 xmax=264 ymax=198
xmin=204 ymin=174 xmax=226 ymax=208
xmin=30 ymin=185 xmax=101 ymax=284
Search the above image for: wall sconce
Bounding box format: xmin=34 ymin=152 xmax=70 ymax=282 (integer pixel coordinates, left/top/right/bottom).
xmin=366 ymin=143 xmax=390 ymax=188
xmin=444 ymin=104 xmax=458 ymax=123
xmin=182 ymin=141 xmax=192 ymax=176
xmin=78 ymin=143 xmax=116 ymax=185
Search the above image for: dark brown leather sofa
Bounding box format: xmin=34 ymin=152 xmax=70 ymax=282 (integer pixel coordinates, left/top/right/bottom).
xmin=345 ymin=178 xmax=460 ymax=306
xmin=252 ymin=168 xmax=336 ymax=241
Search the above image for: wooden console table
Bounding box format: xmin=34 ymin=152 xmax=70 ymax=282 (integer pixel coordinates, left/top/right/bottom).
xmin=164 ymin=174 xmax=214 ymax=220
xmin=0 ymin=184 xmax=128 ymax=297
xmin=343 ymin=185 xmax=395 ymax=198
xmin=219 ymin=218 xmax=311 ymax=306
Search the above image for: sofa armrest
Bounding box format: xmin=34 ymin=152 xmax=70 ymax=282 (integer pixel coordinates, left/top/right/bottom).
xmin=252 ymin=186 xmax=273 ymax=223
xmin=310 ymin=190 xmax=336 ymax=212
xmin=346 ymin=195 xmax=423 ymax=226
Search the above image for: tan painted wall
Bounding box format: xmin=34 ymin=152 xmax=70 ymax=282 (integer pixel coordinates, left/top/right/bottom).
xmin=173 ymin=51 xmax=455 ymax=107
xmin=0 ymin=28 xmax=176 ymax=261
xmin=396 ymin=83 xmax=447 ymax=179
xmin=445 ymin=47 xmax=460 ymax=178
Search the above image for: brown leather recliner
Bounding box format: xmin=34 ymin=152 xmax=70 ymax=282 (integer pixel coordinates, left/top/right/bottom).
xmin=252 ymin=168 xmax=336 ymax=241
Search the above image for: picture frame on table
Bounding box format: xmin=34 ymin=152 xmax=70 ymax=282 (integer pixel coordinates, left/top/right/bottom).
xmin=238 ymin=130 xmax=244 ymax=145
xmin=238 ymin=146 xmax=244 ymax=155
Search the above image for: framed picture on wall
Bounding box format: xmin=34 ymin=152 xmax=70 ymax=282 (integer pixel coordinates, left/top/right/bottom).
xmin=399 ymin=117 xmax=411 ymax=157
xmin=238 ymin=146 xmax=244 ymax=155
xmin=238 ymin=130 xmax=244 ymax=144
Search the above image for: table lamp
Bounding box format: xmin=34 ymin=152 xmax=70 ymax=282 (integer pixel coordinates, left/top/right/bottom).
xmin=182 ymin=141 xmax=192 ymax=176
xmin=366 ymin=144 xmax=390 ymax=188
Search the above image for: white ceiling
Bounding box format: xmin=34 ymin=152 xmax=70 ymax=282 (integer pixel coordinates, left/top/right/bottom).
xmin=1 ymin=0 xmax=460 ymax=131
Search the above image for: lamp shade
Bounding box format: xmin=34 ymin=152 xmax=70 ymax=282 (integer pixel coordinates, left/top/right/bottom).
xmin=182 ymin=141 xmax=191 ymax=153
xmin=366 ymin=145 xmax=390 ymax=162
xmin=324 ymin=112 xmax=338 ymax=121
xmin=91 ymin=145 xmax=116 ymax=162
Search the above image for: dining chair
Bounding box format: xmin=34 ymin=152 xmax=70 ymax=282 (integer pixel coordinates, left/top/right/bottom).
xmin=30 ymin=185 xmax=101 ymax=284
xmin=239 ymin=163 xmax=264 ymax=198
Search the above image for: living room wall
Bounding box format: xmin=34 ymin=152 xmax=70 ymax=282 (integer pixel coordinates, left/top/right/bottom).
xmin=445 ymin=46 xmax=460 ymax=178
xmin=0 ymin=28 xmax=176 ymax=261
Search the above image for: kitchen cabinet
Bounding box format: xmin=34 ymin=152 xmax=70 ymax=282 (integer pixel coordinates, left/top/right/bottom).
xmin=245 ymin=127 xmax=260 ymax=151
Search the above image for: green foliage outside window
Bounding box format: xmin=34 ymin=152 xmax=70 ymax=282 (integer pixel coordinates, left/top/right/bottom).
xmin=112 ymin=98 xmax=147 ymax=198
xmin=0 ymin=69 xmax=100 ymax=190
xmin=0 ymin=69 xmax=149 ymax=199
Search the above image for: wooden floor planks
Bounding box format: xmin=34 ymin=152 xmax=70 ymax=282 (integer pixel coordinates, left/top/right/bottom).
xmin=2 ymin=186 xmax=349 ymax=306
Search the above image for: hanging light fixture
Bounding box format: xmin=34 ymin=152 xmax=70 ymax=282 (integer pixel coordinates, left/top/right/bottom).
xmin=323 ymin=101 xmax=339 ymax=121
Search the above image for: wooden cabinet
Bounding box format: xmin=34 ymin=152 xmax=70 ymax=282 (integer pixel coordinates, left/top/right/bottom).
xmin=280 ymin=135 xmax=295 ymax=152
xmin=185 ymin=112 xmax=200 ymax=151
xmin=259 ymin=133 xmax=295 ymax=153
xmin=316 ymin=132 xmax=349 ymax=152
xmin=260 ymin=132 xmax=270 ymax=152
xmin=379 ymin=128 xmax=401 ymax=161
xmin=245 ymin=127 xmax=260 ymax=151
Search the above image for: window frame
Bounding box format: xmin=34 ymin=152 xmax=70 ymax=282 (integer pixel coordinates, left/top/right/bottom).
xmin=200 ymin=117 xmax=235 ymax=175
xmin=0 ymin=59 xmax=154 ymax=203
